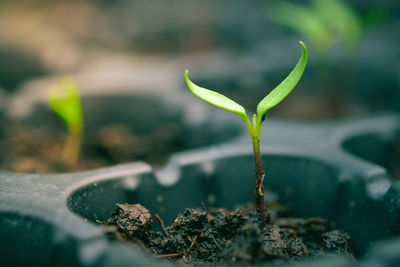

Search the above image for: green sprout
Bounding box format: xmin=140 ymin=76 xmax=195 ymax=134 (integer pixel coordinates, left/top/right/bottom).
xmin=185 ymin=41 xmax=308 ymax=224
xmin=48 ymin=76 xmax=84 ymax=167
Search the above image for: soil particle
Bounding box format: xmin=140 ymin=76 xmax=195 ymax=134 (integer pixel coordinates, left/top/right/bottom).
xmin=172 ymin=208 xmax=209 ymax=232
xmin=102 ymin=203 xmax=354 ymax=265
xmin=107 ymin=204 xmax=153 ymax=237
xmin=322 ymin=230 xmax=352 ymax=253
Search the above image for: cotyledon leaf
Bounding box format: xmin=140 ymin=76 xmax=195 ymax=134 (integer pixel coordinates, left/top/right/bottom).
xmin=185 ymin=70 xmax=248 ymax=121
xmin=256 ymin=41 xmax=308 ymax=121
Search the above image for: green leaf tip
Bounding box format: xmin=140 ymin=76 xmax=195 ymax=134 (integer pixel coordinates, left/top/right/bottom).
xmin=256 ymin=41 xmax=308 ymax=122
xmin=185 ymin=70 xmax=248 ymax=121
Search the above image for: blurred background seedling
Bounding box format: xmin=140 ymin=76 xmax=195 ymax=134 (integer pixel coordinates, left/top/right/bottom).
xmin=267 ymin=0 xmax=386 ymax=115
xmin=48 ymin=76 xmax=83 ymax=167
xmin=267 ymin=0 xmax=365 ymax=55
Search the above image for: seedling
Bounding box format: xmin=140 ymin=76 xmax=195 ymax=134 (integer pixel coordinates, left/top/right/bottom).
xmin=48 ymin=76 xmax=84 ymax=167
xmin=185 ymin=41 xmax=308 ymax=224
xmin=267 ymin=0 xmax=364 ymax=54
xmin=266 ymin=0 xmax=385 ymax=115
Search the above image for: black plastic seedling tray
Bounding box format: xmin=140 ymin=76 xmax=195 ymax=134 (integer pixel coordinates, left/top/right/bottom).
xmin=0 ymin=93 xmax=399 ymax=267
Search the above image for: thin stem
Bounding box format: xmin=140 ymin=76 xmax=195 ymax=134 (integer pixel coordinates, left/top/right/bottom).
xmin=251 ymin=134 xmax=266 ymax=225
xmin=62 ymin=130 xmax=82 ymax=167
xmin=242 ymin=114 xmax=267 ymax=225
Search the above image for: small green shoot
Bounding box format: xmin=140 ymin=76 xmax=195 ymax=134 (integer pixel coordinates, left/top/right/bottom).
xmin=48 ymin=76 xmax=84 ymax=167
xmin=185 ymin=41 xmax=308 ymax=224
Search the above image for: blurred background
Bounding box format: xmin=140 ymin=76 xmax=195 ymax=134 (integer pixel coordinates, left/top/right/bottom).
xmin=0 ymin=0 xmax=399 ymax=119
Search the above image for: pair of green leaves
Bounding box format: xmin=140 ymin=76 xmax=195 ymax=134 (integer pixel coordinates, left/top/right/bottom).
xmin=185 ymin=41 xmax=308 ymax=134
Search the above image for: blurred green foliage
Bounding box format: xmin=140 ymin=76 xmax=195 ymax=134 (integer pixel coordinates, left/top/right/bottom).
xmin=48 ymin=76 xmax=83 ymax=166
xmin=267 ymin=0 xmax=385 ymax=55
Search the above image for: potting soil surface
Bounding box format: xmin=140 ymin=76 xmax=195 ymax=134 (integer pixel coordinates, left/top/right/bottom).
xmin=0 ymin=122 xmax=184 ymax=173
xmin=100 ymin=201 xmax=354 ymax=266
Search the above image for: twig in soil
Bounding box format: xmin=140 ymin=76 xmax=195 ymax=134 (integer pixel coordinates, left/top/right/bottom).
xmin=156 ymin=253 xmax=182 ymax=259
xmin=187 ymin=235 xmax=198 ymax=254
xmin=174 ymin=216 xmax=181 ymax=227
xmin=154 ymin=213 xmax=169 ymax=236
xmin=211 ymin=235 xmax=222 ymax=251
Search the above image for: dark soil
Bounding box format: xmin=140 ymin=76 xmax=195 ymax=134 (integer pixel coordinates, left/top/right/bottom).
xmin=100 ymin=202 xmax=354 ymax=266
xmin=0 ymin=122 xmax=184 ymax=173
